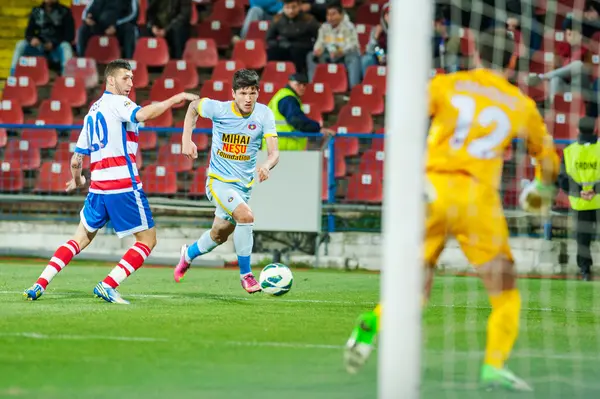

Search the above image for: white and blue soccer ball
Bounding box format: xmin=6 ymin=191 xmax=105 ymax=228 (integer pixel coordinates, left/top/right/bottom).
xmin=259 ymin=263 xmax=293 ymax=296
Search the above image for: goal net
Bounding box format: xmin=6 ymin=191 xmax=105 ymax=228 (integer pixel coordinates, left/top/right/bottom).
xmin=386 ymin=0 xmax=600 ymax=397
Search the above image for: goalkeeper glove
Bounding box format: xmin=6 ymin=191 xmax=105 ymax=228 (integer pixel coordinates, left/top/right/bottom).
xmin=519 ymin=179 xmax=556 ymax=213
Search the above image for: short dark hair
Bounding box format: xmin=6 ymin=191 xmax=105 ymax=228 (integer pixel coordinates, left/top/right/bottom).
xmin=283 ymin=0 xmax=300 ymax=4
xmin=477 ymin=28 xmax=516 ymax=70
xmin=232 ymin=69 xmax=260 ymax=91
xmin=104 ymin=59 xmax=132 ymax=80
xmin=579 ymin=116 xmax=596 ymax=135
xmin=326 ymin=1 xmax=343 ymax=13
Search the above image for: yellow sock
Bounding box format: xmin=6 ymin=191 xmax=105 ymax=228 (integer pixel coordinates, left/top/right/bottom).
xmin=373 ymin=303 xmax=382 ymax=317
xmin=484 ymin=288 xmax=521 ymax=369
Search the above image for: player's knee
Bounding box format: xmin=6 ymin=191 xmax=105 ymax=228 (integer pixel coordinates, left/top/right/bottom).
xmin=210 ymin=228 xmax=229 ymax=244
xmin=233 ymin=207 xmax=254 ymax=224
xmin=478 ymin=256 xmax=516 ymax=293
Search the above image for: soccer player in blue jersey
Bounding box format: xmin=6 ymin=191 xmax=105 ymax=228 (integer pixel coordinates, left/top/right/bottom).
xmin=174 ymin=69 xmax=280 ymax=293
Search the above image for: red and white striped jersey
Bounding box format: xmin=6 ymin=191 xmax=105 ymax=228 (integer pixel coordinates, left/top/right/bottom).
xmin=75 ymin=91 xmax=142 ymax=194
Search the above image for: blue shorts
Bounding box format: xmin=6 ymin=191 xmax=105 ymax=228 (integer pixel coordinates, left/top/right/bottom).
xmin=205 ymin=177 xmax=251 ymax=224
xmin=80 ymin=189 xmax=155 ymax=238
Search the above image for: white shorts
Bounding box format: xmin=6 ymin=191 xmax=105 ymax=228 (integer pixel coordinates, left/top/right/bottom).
xmin=205 ymin=177 xmax=251 ymax=224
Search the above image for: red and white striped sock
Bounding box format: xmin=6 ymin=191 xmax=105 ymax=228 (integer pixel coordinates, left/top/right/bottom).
xmin=36 ymin=240 xmax=81 ymax=289
xmin=102 ymin=242 xmax=151 ymax=288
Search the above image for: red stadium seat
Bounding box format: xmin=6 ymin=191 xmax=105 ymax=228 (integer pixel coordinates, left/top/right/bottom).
xmin=212 ymin=60 xmax=245 ymax=82
xmin=0 ymin=126 xmax=6 ymax=148
xmin=552 ymin=92 xmax=585 ymax=116
xmin=171 ymin=125 xmax=211 ymax=151
xmin=4 ymin=140 xmax=41 ymax=171
xmin=50 ymin=77 xmax=87 ymax=108
xmin=150 ymin=77 xmax=185 ymax=107
xmin=547 ymin=112 xmax=578 ymax=140
xmin=137 ymin=0 xmax=147 ymax=25
xmin=371 ymin=137 xmax=384 ymax=151
xmin=554 ymin=190 xmax=570 ymax=209
xmin=142 ymin=165 xmax=178 ymax=195
xmin=262 ymin=61 xmax=295 ymax=86
xmin=312 ymin=63 xmax=348 ymax=93
xmin=53 ymin=142 xmax=90 ymax=169
xmin=356 ymin=24 xmax=373 ymax=54
xmin=188 ymin=167 xmax=208 ymax=197
xmin=323 ymin=149 xmax=347 ymax=178
xmin=459 ymin=27 xmax=476 ymax=56
xmin=302 ymin=82 xmax=334 ymax=113
xmin=200 ymin=80 xmax=232 ymax=102
xmin=246 ymin=20 xmax=270 ymax=40
xmin=21 ymin=125 xmax=58 ymax=149
xmin=84 ymin=35 xmax=121 ymax=64
xmin=363 ymin=65 xmax=387 ymax=92
xmin=157 ymin=143 xmax=194 ymax=172
xmin=355 ymin=2 xmax=383 ymax=25
xmin=134 ymin=37 xmax=170 ymax=67
xmin=209 ymin=0 xmax=246 ymax=28
xmin=341 ymin=0 xmax=355 ymax=8
xmin=232 ymin=39 xmax=267 ymax=70
xmin=141 ymin=100 xmax=173 ymax=129
xmin=321 ymin=170 xmax=329 ymax=201
xmin=71 ymin=4 xmax=86 ymax=31
xmin=301 ymin=103 xmax=322 ymax=126
xmin=161 ymin=60 xmax=199 ymax=90
xmin=125 ymin=59 xmax=149 ymax=89
xmin=2 ymin=76 xmax=37 ymax=107
xmin=0 ymin=100 xmax=24 ymax=124
xmin=0 ymin=161 xmax=23 ymax=192
xmin=14 ymin=56 xmax=49 ymax=86
xmin=333 ymin=105 xmax=374 ymax=134
xmin=348 ymin=84 xmax=384 ymax=115
xmin=183 ymin=38 xmax=218 ymax=68
xmin=38 ymin=100 xmax=73 ymax=125
xmin=64 ymin=58 xmax=99 ymax=89
xmin=359 ymin=149 xmax=384 ymax=175
xmin=333 ymin=135 xmax=359 ymax=158
xmin=259 ymin=81 xmax=284 ymax=105
xmin=137 ymin=130 xmax=158 ymax=150
xmin=190 ymin=2 xmax=198 ymax=25
xmin=34 ymin=161 xmax=72 ymax=193
xmin=196 ymin=20 xmax=232 ymax=50
xmin=345 ymin=172 xmax=383 ymax=203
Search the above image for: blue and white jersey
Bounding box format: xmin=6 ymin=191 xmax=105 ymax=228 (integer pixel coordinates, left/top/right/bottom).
xmin=198 ymin=99 xmax=277 ymax=188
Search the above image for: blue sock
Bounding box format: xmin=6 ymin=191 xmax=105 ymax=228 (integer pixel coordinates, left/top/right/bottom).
xmin=185 ymin=230 xmax=219 ymax=263
xmin=238 ymin=255 xmax=251 ymax=275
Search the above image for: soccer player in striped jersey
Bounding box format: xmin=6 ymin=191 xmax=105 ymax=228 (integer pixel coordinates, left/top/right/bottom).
xmin=173 ymin=69 xmax=280 ymax=293
xmin=23 ymin=59 xmax=198 ymax=304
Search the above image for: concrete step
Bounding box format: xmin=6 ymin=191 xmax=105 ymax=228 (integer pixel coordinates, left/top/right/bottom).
xmin=0 ymin=7 xmax=32 ymax=18
xmin=0 ymin=16 xmax=28 ymax=30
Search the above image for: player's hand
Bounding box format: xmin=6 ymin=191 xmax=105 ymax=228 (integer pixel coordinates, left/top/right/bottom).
xmin=65 ymin=176 xmax=86 ymax=193
xmin=313 ymin=47 xmax=323 ymax=57
xmin=30 ymin=37 xmax=41 ymax=47
xmin=257 ymin=164 xmax=270 ymax=182
xmin=105 ymin=25 xmax=116 ymax=36
xmin=581 ymin=190 xmax=595 ymax=200
xmin=182 ymin=140 xmax=198 ymax=160
xmin=173 ymin=92 xmax=200 ymax=105
xmin=320 ymin=128 xmax=336 ymax=136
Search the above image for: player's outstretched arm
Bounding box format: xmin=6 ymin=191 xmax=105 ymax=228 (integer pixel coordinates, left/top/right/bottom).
xmin=135 ymin=92 xmax=199 ymax=123
xmin=65 ymin=153 xmax=86 ymax=192
xmin=257 ymin=136 xmax=280 ymax=182
xmin=182 ymin=98 xmax=201 ymax=160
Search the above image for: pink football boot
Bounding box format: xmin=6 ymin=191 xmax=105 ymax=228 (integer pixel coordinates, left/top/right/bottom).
xmin=241 ymin=274 xmax=261 ymax=294
xmin=174 ymin=245 xmax=191 ymax=283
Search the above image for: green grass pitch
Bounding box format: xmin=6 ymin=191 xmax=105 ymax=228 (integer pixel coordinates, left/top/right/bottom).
xmin=0 ymin=259 xmax=598 ymax=398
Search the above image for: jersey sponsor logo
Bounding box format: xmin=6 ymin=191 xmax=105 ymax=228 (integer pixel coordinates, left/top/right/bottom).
xmin=218 ymin=133 xmax=251 ymax=161
xmin=124 ymin=100 xmax=132 ymax=108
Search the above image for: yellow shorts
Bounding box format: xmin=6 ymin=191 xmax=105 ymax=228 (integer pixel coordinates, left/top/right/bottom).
xmin=424 ymin=172 xmax=513 ymax=267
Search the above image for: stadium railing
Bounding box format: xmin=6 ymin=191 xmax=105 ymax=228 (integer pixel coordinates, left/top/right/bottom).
xmin=0 ymin=123 xmax=573 ymax=235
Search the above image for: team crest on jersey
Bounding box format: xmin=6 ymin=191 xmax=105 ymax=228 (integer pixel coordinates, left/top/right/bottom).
xmin=248 ymin=123 xmax=257 ymax=130
xmin=228 ymin=196 xmax=234 ymax=203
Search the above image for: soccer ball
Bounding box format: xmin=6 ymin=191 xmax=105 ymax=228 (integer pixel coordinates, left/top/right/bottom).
xmin=259 ymin=263 xmax=293 ymax=296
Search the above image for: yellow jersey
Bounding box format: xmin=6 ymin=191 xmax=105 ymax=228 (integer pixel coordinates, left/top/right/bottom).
xmin=426 ymin=69 xmax=559 ymax=189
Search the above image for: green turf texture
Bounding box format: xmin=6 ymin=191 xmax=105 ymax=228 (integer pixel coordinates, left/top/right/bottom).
xmin=0 ymin=260 xmax=598 ymax=399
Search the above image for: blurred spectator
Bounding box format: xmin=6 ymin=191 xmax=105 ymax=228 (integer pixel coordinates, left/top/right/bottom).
xmin=563 ymin=0 xmax=600 ymax=40
xmin=307 ymin=2 xmax=361 ymax=88
xmin=146 ymin=0 xmax=191 ymax=58
xmin=361 ymin=2 xmax=388 ymax=76
xmin=266 ymin=0 xmax=320 ymax=74
xmin=237 ymin=0 xmax=283 ymax=41
xmin=77 ymin=0 xmax=138 ymax=59
xmin=10 ymin=0 xmax=74 ymax=75
xmin=527 ymin=19 xmax=594 ymax=105
xmin=300 ymin=0 xmax=327 ymax=23
xmin=266 ymin=73 xmax=334 ymax=150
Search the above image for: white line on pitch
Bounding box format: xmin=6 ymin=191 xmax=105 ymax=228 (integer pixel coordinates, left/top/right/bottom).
xmin=0 ymin=332 xmax=167 ymax=342
xmin=1 ymin=290 xmax=598 ymax=313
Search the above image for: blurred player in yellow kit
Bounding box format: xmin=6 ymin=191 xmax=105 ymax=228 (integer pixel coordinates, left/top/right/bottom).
xmin=343 ymin=29 xmax=559 ymax=391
